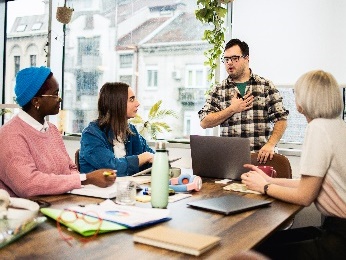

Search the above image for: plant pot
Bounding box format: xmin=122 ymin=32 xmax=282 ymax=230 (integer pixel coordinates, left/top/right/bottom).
xmin=56 ymin=6 xmax=74 ymax=24
xmin=218 ymin=0 xmax=234 ymax=4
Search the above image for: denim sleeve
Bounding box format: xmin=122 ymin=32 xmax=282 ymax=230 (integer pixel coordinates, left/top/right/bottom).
xmin=80 ymin=127 xmax=139 ymax=177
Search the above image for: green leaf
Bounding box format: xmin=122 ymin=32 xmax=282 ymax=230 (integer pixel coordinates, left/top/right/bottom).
xmin=148 ymin=100 xmax=162 ymax=120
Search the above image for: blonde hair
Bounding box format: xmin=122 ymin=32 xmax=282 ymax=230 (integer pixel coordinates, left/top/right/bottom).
xmin=294 ymin=70 xmax=343 ymax=119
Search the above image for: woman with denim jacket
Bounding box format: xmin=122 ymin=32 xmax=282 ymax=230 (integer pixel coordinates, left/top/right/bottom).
xmin=80 ymin=82 xmax=154 ymax=176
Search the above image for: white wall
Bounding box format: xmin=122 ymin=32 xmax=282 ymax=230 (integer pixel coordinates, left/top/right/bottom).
xmin=232 ymin=0 xmax=346 ymax=85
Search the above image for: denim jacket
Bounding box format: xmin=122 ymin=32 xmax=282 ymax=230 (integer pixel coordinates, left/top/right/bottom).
xmin=79 ymin=121 xmax=154 ymax=176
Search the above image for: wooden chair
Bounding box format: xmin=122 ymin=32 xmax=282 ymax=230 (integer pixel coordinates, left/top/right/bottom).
xmin=250 ymin=152 xmax=294 ymax=229
xmin=250 ymin=152 xmax=292 ymax=179
xmin=75 ymin=148 xmax=80 ymax=171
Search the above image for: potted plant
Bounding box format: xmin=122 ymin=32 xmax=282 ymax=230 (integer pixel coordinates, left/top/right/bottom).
xmin=0 ymin=108 xmax=11 ymax=116
xmin=130 ymin=100 xmax=178 ymax=140
xmin=195 ymin=0 xmax=234 ymax=88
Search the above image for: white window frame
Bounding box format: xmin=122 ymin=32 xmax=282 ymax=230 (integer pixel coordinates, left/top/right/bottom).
xmin=185 ymin=64 xmax=207 ymax=89
xmin=146 ymin=65 xmax=158 ymax=90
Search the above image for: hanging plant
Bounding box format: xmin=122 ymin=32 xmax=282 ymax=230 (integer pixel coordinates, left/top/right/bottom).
xmin=195 ymin=0 xmax=233 ymax=88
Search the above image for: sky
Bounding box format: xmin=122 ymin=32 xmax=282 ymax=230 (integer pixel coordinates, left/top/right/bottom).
xmin=7 ymin=0 xmax=45 ymax=31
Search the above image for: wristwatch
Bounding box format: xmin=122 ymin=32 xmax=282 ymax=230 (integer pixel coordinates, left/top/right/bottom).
xmin=263 ymin=183 xmax=271 ymax=195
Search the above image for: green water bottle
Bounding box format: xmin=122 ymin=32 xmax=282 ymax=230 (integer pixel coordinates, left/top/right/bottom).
xmin=150 ymin=140 xmax=169 ymax=208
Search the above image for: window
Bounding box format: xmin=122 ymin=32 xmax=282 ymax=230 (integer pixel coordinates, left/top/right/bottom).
xmin=3 ymin=0 xmax=346 ymax=144
xmin=16 ymin=25 xmax=26 ymax=32
xmin=119 ymin=54 xmax=133 ymax=68
xmin=278 ymin=87 xmax=307 ymax=144
xmin=30 ymin=55 xmax=36 ymax=67
xmin=31 ymin=22 xmax=42 ymax=30
xmin=146 ymin=67 xmax=158 ymax=89
xmin=77 ymin=37 xmax=100 ymax=65
xmin=14 ymin=56 xmax=20 ymax=75
xmin=186 ymin=65 xmax=207 ymax=88
xmin=119 ymin=75 xmax=132 ymax=86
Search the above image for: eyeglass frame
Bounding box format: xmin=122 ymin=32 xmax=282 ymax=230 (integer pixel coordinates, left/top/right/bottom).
xmin=56 ymin=209 xmax=103 ymax=246
xmin=39 ymin=94 xmax=62 ymax=100
xmin=221 ymin=55 xmax=247 ymax=64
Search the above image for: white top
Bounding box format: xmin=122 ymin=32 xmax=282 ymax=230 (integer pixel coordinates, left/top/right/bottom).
xmin=300 ymin=118 xmax=346 ymax=218
xmin=113 ymin=139 xmax=126 ymax=158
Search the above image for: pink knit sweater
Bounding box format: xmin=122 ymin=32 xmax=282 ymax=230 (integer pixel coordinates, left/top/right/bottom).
xmin=0 ymin=116 xmax=81 ymax=197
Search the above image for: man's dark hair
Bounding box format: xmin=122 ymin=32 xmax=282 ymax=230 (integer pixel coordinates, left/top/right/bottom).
xmin=224 ymin=39 xmax=249 ymax=57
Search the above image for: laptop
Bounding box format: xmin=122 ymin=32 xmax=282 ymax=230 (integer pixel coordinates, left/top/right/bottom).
xmin=190 ymin=135 xmax=251 ymax=180
xmin=187 ymin=194 xmax=272 ymax=215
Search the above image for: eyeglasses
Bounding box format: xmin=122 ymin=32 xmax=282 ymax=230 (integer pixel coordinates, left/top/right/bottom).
xmin=39 ymin=94 xmax=62 ymax=100
xmin=221 ymin=55 xmax=246 ymax=64
xmin=56 ymin=209 xmax=102 ymax=246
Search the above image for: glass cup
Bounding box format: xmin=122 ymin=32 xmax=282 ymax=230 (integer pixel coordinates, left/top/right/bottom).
xmin=115 ymin=181 xmax=136 ymax=205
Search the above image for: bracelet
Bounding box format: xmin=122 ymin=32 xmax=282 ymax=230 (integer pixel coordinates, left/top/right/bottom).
xmin=264 ymin=183 xmax=271 ymax=195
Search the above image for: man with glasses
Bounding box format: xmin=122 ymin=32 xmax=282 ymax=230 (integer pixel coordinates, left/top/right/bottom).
xmin=198 ymin=39 xmax=289 ymax=163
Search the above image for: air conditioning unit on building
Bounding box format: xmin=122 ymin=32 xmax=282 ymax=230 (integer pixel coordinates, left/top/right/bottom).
xmin=172 ymin=70 xmax=181 ymax=80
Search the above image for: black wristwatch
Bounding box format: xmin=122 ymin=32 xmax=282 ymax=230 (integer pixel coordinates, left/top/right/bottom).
xmin=264 ymin=183 xmax=271 ymax=195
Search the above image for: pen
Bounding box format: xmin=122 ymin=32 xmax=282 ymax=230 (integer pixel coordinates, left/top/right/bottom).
xmin=103 ymin=171 xmax=114 ymax=176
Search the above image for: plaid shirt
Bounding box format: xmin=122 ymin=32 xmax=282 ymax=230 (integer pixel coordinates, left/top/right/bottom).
xmin=198 ymin=71 xmax=289 ymax=151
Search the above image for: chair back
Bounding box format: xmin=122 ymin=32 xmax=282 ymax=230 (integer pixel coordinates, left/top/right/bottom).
xmin=250 ymin=153 xmax=292 ymax=179
xmin=75 ymin=149 xmax=80 ymax=171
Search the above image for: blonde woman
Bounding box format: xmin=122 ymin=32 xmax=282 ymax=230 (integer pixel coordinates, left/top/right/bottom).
xmin=241 ymin=70 xmax=346 ymax=259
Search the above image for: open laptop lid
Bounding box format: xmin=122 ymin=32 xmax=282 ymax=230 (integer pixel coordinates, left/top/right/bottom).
xmin=187 ymin=194 xmax=272 ymax=215
xmin=190 ymin=135 xmax=251 ymax=180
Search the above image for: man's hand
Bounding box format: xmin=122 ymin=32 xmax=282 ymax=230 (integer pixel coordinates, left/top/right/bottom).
xmin=230 ymin=92 xmax=254 ymax=113
xmin=82 ymin=169 xmax=116 ymax=188
xmin=257 ymin=143 xmax=275 ymax=163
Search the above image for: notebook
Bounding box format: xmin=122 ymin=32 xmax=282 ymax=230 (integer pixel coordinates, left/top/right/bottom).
xmin=133 ymin=226 xmax=220 ymax=256
xmin=187 ymin=194 xmax=272 ymax=215
xmin=190 ymin=135 xmax=251 ymax=180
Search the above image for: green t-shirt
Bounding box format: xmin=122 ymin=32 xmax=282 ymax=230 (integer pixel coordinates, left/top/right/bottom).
xmin=235 ymin=82 xmax=248 ymax=97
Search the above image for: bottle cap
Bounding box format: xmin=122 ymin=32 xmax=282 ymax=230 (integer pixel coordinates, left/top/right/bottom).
xmin=155 ymin=140 xmax=167 ymax=151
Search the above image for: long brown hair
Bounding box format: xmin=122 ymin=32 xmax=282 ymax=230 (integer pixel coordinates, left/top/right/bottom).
xmin=97 ymin=82 xmax=130 ymax=143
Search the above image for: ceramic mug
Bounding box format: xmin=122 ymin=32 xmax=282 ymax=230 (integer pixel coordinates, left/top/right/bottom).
xmin=257 ymin=166 xmax=277 ymax=178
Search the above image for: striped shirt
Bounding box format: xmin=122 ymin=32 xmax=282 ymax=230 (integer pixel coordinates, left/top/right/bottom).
xmin=198 ymin=71 xmax=289 ymax=151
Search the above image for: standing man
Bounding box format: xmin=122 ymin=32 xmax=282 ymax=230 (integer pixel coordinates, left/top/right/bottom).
xmin=198 ymin=39 xmax=289 ymax=163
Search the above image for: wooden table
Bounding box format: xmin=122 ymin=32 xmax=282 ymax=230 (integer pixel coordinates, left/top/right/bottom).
xmin=1 ymin=179 xmax=302 ymax=259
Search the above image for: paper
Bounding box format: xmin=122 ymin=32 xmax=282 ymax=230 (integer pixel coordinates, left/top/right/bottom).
xmin=68 ymin=176 xmax=151 ymax=199
xmin=223 ymin=183 xmax=261 ymax=194
xmin=133 ymin=226 xmax=220 ymax=256
xmin=68 ymin=199 xmax=171 ymax=228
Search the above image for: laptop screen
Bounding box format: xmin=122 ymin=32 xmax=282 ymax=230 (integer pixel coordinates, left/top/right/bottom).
xmin=190 ymin=135 xmax=251 ymax=180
